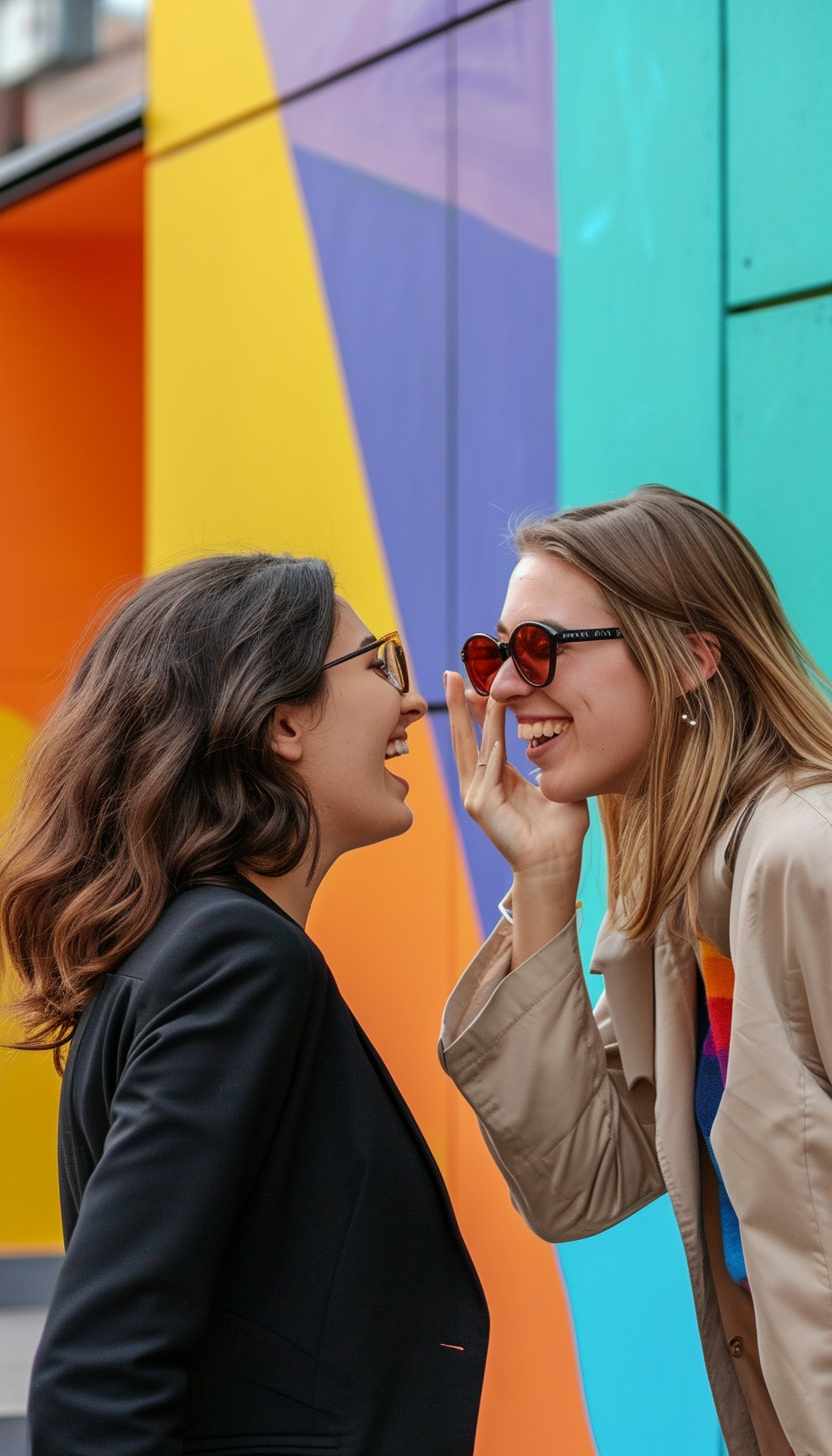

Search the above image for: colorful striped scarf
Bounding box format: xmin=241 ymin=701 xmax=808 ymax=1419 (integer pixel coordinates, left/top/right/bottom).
xmin=695 ymin=937 xmax=748 ymax=1287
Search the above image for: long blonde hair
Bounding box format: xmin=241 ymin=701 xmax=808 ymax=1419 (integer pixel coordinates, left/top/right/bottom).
xmin=516 ymin=486 xmax=832 ymax=941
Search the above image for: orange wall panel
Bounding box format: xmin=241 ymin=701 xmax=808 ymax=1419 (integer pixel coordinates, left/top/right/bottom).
xmin=0 ymin=151 xmax=144 ymax=726
xmin=0 ymin=149 xmax=144 ymax=1249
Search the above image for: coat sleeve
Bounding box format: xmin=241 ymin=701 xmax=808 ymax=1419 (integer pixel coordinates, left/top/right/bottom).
xmin=718 ymin=788 xmax=832 ymax=1454
xmin=439 ymin=915 xmax=664 ymax=1242
xmin=28 ymin=897 xmax=318 ymax=1456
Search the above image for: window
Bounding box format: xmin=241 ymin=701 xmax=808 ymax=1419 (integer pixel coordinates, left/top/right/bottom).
xmin=0 ymin=0 xmax=145 ymax=157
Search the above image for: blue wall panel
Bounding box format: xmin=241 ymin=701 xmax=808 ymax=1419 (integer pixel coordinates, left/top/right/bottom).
xmin=456 ymin=207 xmax=557 ymax=656
xmin=556 ymin=0 xmax=722 ymax=507
xmin=292 ymin=147 xmax=451 ymax=688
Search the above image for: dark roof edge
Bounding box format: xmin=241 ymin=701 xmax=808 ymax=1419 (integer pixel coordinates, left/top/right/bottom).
xmin=0 ymin=95 xmax=144 ymax=212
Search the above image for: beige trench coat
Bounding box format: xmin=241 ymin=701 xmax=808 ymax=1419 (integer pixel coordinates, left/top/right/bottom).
xmin=440 ymin=779 xmax=832 ymax=1456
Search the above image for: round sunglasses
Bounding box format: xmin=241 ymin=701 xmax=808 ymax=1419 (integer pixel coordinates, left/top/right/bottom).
xmin=323 ymin=630 xmax=410 ymax=694
xmin=461 ymin=622 xmax=623 ymax=696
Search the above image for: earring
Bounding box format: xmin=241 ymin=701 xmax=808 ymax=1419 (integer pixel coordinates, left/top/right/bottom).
xmin=681 ymin=710 xmax=698 ymax=727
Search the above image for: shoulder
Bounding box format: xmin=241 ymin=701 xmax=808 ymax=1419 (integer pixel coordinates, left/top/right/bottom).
xmin=113 ymin=885 xmax=325 ymax=1003
xmin=735 ymin=777 xmax=832 ymax=891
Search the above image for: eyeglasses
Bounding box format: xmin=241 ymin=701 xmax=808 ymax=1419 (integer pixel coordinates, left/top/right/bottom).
xmin=323 ymin=630 xmax=410 ymax=695
xmin=461 ymin=622 xmax=623 ymax=696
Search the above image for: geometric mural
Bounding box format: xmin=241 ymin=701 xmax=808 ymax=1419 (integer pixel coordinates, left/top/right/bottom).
xmin=274 ymin=0 xmax=558 ymax=926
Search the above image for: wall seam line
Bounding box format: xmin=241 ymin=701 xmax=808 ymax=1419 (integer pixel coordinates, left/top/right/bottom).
xmin=148 ymin=0 xmax=526 ymax=165
xmin=727 ymin=280 xmax=832 ymax=315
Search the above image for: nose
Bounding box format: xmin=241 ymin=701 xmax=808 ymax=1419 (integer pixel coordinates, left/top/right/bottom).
xmin=400 ymin=686 xmax=427 ymax=724
xmin=489 ymin=657 xmax=534 ymax=704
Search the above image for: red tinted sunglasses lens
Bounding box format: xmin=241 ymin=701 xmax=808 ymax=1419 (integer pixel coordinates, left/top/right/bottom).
xmin=512 ymin=624 xmax=554 ymax=686
xmin=462 ymin=635 xmax=502 ymax=695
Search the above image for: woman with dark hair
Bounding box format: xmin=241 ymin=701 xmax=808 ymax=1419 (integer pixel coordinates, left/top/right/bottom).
xmin=0 ymin=553 xmax=488 ymax=1456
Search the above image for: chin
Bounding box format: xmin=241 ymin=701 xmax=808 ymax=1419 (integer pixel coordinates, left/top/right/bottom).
xmin=381 ymin=802 xmax=414 ymax=840
xmin=351 ymin=802 xmax=414 ymax=850
xmin=538 ymin=769 xmax=592 ymax=805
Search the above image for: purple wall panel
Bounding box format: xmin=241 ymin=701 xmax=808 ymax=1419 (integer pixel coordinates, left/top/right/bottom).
xmin=283 ymin=32 xmax=449 ymax=218
xmin=455 ymin=0 xmax=557 ymax=654
xmin=453 ymin=0 xmax=557 ymax=252
xmin=290 ymin=144 xmax=451 ymax=692
xmin=253 ymin=0 xmax=493 ymax=98
xmin=455 ymin=211 xmax=557 ymax=651
xmin=260 ymin=0 xmax=555 ymax=252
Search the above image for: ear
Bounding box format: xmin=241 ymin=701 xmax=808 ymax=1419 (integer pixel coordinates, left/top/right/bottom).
xmin=684 ymin=631 xmax=721 ymax=689
xmin=269 ymin=707 xmax=306 ymax=763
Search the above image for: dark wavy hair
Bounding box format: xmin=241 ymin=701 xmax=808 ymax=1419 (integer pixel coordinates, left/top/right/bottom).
xmin=0 ymin=552 xmax=336 ymax=1066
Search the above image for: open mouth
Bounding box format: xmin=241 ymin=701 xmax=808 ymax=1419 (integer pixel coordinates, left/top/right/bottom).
xmin=517 ymin=719 xmax=569 ymax=749
xmin=385 ymin=738 xmax=410 ymax=760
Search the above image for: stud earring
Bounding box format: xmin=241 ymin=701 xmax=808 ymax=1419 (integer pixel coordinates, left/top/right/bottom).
xmin=681 ymin=710 xmax=698 ymax=727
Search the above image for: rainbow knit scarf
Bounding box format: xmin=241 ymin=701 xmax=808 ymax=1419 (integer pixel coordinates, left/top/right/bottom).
xmin=695 ymin=937 xmax=748 ymax=1287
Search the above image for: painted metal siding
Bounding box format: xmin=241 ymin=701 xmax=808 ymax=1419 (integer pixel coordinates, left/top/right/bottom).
xmin=727 ymin=0 xmax=832 ymax=306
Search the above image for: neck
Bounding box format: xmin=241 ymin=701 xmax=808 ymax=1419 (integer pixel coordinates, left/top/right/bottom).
xmin=238 ymin=847 xmax=336 ymax=927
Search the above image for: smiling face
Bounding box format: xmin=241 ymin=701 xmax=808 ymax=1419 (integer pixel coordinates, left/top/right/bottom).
xmin=491 ymin=553 xmax=654 ymax=802
xmin=279 ymin=602 xmax=427 ymax=859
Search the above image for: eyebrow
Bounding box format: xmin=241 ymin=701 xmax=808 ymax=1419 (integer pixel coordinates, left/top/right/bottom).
xmin=495 ymin=617 xmax=566 ymax=636
xmin=358 ymin=634 xmax=376 ymax=648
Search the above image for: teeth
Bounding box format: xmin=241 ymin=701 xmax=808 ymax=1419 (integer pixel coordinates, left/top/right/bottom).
xmin=517 ymin=720 xmax=566 ymax=741
xmin=385 ymin=739 xmax=410 ymax=759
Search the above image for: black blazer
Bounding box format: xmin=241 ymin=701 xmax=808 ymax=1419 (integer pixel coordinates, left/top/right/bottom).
xmin=29 ymin=881 xmax=488 ymax=1455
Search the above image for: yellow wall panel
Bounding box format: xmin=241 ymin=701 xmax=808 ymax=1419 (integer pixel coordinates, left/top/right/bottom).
xmin=147 ymin=109 xmax=396 ymax=638
xmin=0 ymin=1023 xmax=62 ymax=1251
xmin=0 ymin=707 xmax=62 ymax=1250
xmin=0 ymin=706 xmax=31 ymax=823
xmin=148 ymin=0 xmax=276 ymax=156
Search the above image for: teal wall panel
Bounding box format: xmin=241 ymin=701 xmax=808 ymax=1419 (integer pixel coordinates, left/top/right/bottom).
xmin=555 ymin=6 xmax=726 ymax=1449
xmin=556 ymin=0 xmax=721 ymax=507
xmin=558 ymin=1199 xmax=726 ymax=1456
xmin=557 ymin=0 xmax=832 ymax=1449
xmin=728 ymin=297 xmax=832 ymax=672
xmin=727 ymin=0 xmax=832 ymax=307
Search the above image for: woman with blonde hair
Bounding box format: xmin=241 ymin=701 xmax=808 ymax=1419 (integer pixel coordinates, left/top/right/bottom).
xmin=441 ymin=485 xmax=832 ymax=1456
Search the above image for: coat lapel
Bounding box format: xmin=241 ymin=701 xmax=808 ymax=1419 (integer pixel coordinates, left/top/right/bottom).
xmin=652 ymin=931 xmax=705 ymax=1296
xmin=351 ymin=1015 xmax=488 ymax=1302
xmin=591 ymin=913 xmax=655 ymax=1088
xmin=593 ymin=914 xmax=703 ymax=1287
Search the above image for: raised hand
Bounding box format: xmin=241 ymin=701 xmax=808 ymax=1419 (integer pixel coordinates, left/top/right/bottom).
xmin=444 ymin=671 xmax=589 ymax=964
xmin=444 ymin=672 xmax=589 ymax=872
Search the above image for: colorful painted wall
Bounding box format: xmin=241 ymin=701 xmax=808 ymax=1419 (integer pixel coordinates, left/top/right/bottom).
xmin=0 ymin=149 xmax=144 ymax=1255
xmin=1 ymin=2 xmax=830 ymax=1453
xmin=147 ymin=4 xmax=592 ymax=1453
